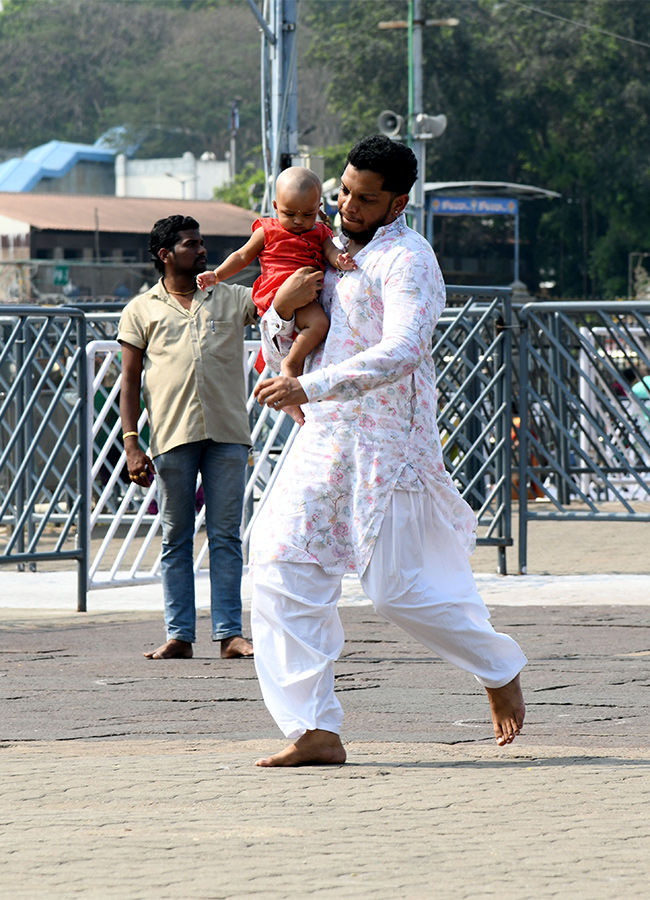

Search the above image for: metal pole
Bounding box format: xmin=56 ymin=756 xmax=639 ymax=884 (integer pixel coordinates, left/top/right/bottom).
xmin=518 ymin=313 xmax=530 ymax=574
xmin=514 ymin=209 xmax=520 ymax=283
xmin=77 ymin=313 xmax=89 ymax=612
xmin=409 ymin=0 xmax=425 ymax=235
xmin=495 ymin=294 xmax=513 ymax=575
xmin=270 ymin=0 xmax=298 ymax=179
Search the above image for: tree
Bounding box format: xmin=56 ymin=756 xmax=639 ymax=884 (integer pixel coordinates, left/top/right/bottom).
xmin=305 ymin=0 xmax=650 ymax=298
xmin=3 ymin=0 xmax=650 ymax=297
xmin=0 ymin=1 xmax=263 ymax=159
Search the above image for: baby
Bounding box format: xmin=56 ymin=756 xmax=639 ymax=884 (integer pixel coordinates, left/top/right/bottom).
xmin=197 ymin=167 xmax=355 ymax=394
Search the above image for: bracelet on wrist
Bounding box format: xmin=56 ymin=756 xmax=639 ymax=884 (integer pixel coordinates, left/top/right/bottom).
xmin=122 ymin=431 xmax=139 ymax=441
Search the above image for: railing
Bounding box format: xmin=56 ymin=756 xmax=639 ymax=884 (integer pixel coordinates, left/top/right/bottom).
xmin=437 ymin=287 xmax=513 ymax=572
xmin=0 ymin=306 xmax=89 ymax=607
xmin=84 ymin=339 xmax=299 ymax=592
xmin=82 ymin=288 xmax=515 ymax=600
xmin=1 ymin=288 xmax=533 ymax=609
xmin=5 ymin=297 xmax=649 ymax=604
xmin=517 ymin=301 xmax=650 ymax=573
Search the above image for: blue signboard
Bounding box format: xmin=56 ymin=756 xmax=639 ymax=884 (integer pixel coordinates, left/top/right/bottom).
xmin=430 ymin=196 xmax=518 ymax=216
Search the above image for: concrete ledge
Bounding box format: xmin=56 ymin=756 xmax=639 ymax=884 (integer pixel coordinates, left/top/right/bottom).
xmin=2 ymin=568 xmax=650 ymax=610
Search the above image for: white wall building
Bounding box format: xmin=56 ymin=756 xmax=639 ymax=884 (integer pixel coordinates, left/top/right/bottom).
xmin=115 ymin=152 xmax=231 ymax=201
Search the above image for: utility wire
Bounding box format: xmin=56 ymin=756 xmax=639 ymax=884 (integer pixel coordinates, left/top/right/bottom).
xmin=506 ymin=1 xmax=650 ymax=50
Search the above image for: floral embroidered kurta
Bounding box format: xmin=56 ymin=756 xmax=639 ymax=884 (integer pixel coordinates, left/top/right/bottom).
xmin=251 ymin=214 xmax=477 ymax=575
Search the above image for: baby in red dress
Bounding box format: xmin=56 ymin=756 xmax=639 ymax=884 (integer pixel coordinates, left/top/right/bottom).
xmin=197 ymin=167 xmax=355 ymax=392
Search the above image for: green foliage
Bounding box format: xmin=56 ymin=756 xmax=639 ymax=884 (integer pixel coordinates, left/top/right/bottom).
xmin=214 ymin=163 xmax=265 ymax=211
xmin=318 ymin=145 xmax=350 ymax=183
xmin=2 ymin=0 xmax=650 ymax=297
xmin=0 ymin=0 xmax=263 ymax=158
xmin=305 ymin=0 xmax=650 ymax=298
xmin=304 ymin=1 xmax=410 ymax=142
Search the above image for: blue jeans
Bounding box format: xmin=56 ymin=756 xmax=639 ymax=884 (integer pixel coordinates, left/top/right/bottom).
xmin=154 ymin=440 xmax=248 ymax=644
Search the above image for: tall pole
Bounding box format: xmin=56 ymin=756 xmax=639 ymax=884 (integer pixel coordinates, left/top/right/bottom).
xmin=409 ymin=0 xmax=425 ymax=235
xmin=381 ymin=6 xmax=457 ymax=236
xmin=257 ymin=0 xmax=298 ymax=214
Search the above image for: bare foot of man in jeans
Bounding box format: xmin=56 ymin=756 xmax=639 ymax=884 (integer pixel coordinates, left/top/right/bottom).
xmin=144 ymin=636 xmax=253 ymax=659
xmin=144 ymin=638 xmax=193 ymax=659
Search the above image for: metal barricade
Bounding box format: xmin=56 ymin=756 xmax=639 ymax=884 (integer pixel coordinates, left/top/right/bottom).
xmin=0 ymin=306 xmax=89 ymax=608
xmin=2 ymin=289 xmax=514 ymax=609
xmin=517 ymin=301 xmax=650 ymax=573
xmin=86 ymin=288 xmax=514 ymax=593
xmin=85 ymin=339 xmax=298 ymax=591
xmin=437 ymin=287 xmax=513 ymax=572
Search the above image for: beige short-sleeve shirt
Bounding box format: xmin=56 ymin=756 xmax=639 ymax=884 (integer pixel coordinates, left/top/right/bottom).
xmin=118 ymin=278 xmax=257 ymax=457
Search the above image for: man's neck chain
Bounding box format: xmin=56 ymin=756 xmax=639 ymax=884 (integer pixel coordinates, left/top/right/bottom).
xmin=163 ymin=278 xmax=196 ymax=295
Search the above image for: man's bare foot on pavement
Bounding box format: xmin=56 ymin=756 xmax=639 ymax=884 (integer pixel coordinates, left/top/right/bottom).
xmin=255 ymin=729 xmax=346 ymax=767
xmin=221 ymin=635 xmax=254 ymax=659
xmin=485 ymin=673 xmax=525 ymax=746
xmin=143 ymin=638 xmax=193 ymax=659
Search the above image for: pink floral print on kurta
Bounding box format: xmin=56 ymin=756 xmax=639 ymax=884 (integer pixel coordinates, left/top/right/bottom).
xmin=251 ymin=214 xmax=477 ymax=575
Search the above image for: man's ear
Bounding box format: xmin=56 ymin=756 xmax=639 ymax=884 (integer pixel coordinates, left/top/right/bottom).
xmin=392 ymin=193 xmax=409 ymax=217
xmin=158 ymin=247 xmax=171 ymax=265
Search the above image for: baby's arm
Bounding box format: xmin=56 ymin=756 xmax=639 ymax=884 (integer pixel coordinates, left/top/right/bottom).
xmin=196 ymin=228 xmax=265 ymax=289
xmin=322 ymin=236 xmax=357 ymax=272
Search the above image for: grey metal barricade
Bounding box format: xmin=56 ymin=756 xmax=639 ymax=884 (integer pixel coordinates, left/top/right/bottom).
xmin=84 ymin=289 xmax=515 ymax=589
xmin=517 ymin=301 xmax=650 ymax=573
xmin=437 ymin=287 xmax=513 ymax=572
xmin=1 ymin=289 xmax=514 ymax=609
xmin=0 ymin=306 xmax=89 ymax=608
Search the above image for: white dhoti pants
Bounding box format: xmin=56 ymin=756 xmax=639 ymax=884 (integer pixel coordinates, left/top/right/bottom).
xmin=251 ymin=490 xmax=527 ymax=740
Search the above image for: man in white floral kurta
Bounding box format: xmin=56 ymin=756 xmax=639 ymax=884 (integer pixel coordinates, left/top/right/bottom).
xmin=250 ymin=136 xmax=527 ymax=766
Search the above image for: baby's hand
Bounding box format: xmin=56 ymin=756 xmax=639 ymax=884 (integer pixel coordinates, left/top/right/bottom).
xmin=336 ymin=252 xmax=356 ymax=272
xmin=197 ymin=270 xmax=217 ymax=290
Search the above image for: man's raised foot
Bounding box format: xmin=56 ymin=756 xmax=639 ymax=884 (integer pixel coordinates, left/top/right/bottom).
xmin=221 ymin=635 xmax=254 ymax=659
xmin=255 ymin=729 xmax=346 ymax=767
xmin=485 ymin=673 xmax=525 ymax=746
xmin=144 ymin=638 xmax=193 ymax=659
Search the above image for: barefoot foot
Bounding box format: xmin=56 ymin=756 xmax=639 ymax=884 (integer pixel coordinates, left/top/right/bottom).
xmin=221 ymin=635 xmax=254 ymax=659
xmin=485 ymin=674 xmax=525 ymax=746
xmin=255 ymin=729 xmax=346 ymax=767
xmin=144 ymin=638 xmax=193 ymax=659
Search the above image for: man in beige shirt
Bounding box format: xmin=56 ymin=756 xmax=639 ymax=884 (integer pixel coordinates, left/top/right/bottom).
xmin=119 ymin=215 xmax=322 ymax=659
xmin=118 ymin=214 xmax=258 ymax=659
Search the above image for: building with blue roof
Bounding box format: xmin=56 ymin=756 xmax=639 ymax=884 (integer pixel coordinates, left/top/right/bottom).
xmin=0 ymin=138 xmax=117 ymax=194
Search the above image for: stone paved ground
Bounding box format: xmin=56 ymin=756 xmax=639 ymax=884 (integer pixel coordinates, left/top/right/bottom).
xmin=3 ymin=739 xmax=649 ymax=900
xmin=2 ymin=604 xmax=650 ymax=899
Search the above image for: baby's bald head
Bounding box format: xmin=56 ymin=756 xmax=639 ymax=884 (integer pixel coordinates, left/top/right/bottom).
xmin=275 ymin=167 xmax=322 ymax=206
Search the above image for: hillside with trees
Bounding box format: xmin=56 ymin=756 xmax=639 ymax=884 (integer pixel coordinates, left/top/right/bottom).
xmin=1 ymin=0 xmax=650 ymax=299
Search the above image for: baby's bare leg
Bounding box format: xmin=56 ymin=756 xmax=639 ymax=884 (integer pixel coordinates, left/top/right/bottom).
xmin=280 ymin=300 xmax=330 ymax=378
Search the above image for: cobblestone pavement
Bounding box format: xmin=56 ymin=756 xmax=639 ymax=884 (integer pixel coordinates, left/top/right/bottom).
xmin=2 ymin=604 xmax=650 ymax=898
xmin=3 ymin=739 xmax=649 ymax=900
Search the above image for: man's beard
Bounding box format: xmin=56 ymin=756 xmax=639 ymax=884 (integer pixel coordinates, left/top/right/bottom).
xmin=341 ymin=222 xmax=382 ymax=244
xmin=340 ymin=202 xmax=395 ymax=245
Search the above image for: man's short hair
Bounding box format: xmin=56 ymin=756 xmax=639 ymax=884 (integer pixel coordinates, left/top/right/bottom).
xmin=346 ymin=135 xmax=418 ymax=195
xmin=149 ymin=215 xmax=200 ymax=273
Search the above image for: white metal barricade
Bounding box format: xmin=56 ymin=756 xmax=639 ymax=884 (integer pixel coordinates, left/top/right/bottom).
xmin=85 ymin=340 xmax=298 ymax=590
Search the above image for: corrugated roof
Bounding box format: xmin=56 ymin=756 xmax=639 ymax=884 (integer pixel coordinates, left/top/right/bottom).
xmin=0 ymin=140 xmax=117 ymax=192
xmin=0 ymin=193 xmax=257 ymax=236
